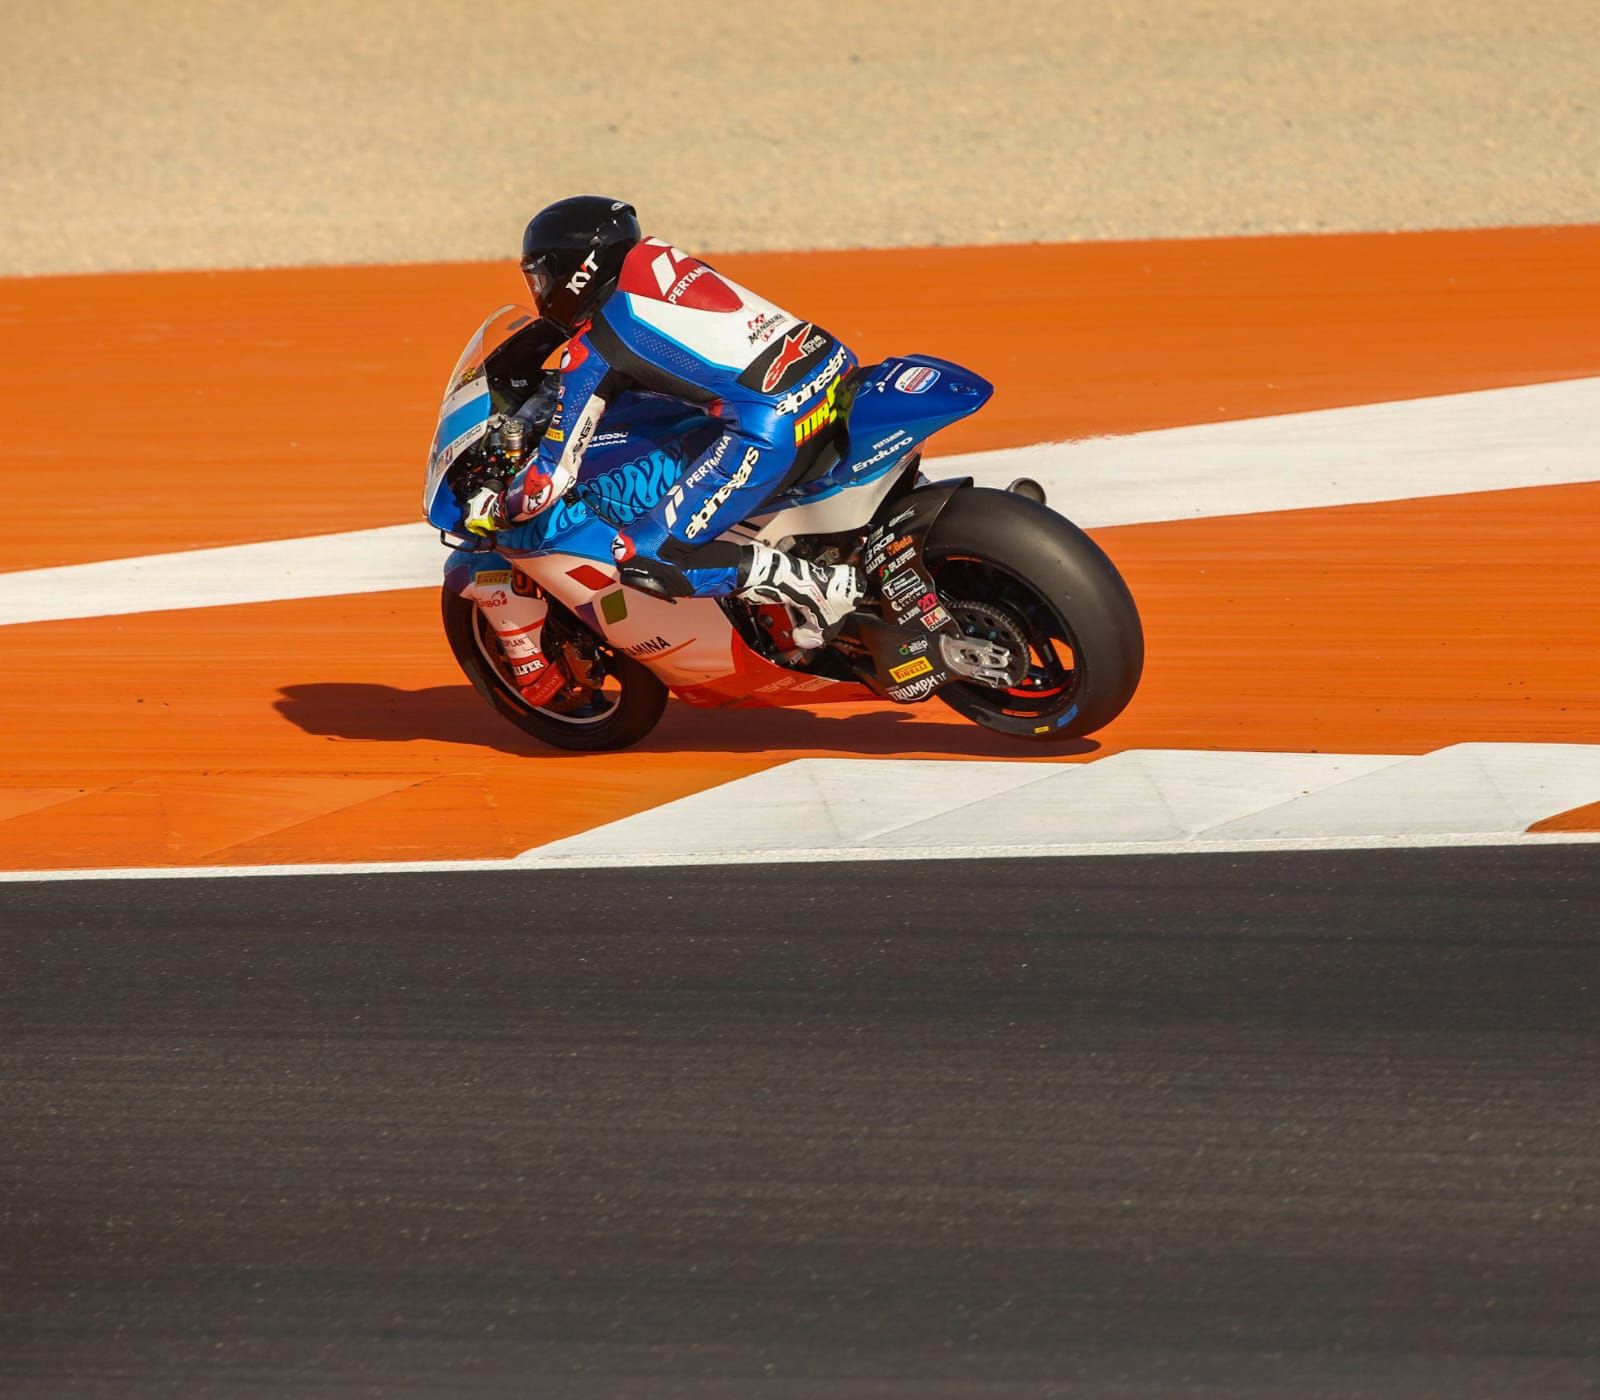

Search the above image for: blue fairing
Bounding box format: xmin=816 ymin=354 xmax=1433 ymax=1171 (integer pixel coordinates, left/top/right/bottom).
xmin=766 ymin=355 xmax=993 ymax=509
xmin=427 ymin=350 xmax=991 ymax=558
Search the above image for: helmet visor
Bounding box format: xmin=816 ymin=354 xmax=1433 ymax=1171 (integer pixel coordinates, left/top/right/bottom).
xmin=521 ymin=256 xmax=557 ymax=318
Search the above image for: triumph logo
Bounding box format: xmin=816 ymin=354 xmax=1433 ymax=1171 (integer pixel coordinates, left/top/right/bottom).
xmin=889 ymin=672 xmax=940 ymax=701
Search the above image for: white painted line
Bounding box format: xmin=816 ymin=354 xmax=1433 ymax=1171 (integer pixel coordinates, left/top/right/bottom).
xmin=868 ymin=750 xmax=1400 ymax=848
xmin=3 ymin=830 xmax=1600 ymax=883
xmin=1208 ymin=743 xmax=1600 ymax=839
xmin=0 ymin=524 xmax=443 ymax=627
xmin=2 ymin=377 xmax=1596 ymax=627
xmin=525 ymin=752 xmax=1399 ymax=860
xmin=516 ymin=745 xmax=1600 ymax=865
xmin=984 ymin=374 xmax=1600 ymax=528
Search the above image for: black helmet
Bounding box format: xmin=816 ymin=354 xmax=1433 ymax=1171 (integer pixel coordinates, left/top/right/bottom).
xmin=520 ymin=196 xmax=642 ymax=333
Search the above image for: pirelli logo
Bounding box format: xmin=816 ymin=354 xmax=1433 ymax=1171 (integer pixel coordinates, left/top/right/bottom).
xmin=888 ymin=656 xmax=933 ymax=684
xmin=793 ymin=377 xmax=841 ymax=446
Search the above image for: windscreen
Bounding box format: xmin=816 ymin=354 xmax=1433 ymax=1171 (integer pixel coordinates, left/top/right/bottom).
xmin=422 ymin=307 xmax=564 ymax=524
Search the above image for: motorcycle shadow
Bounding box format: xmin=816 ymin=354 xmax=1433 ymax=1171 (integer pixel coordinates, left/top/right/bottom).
xmin=274 ymin=683 xmax=1100 ymax=760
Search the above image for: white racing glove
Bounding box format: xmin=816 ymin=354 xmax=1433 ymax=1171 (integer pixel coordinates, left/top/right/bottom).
xmin=462 ymin=464 xmax=574 ymax=537
xmin=463 ymin=485 xmax=507 ymax=537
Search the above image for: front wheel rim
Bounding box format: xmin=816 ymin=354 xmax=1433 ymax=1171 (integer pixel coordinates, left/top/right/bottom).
xmin=470 ymin=607 xmax=624 ymax=728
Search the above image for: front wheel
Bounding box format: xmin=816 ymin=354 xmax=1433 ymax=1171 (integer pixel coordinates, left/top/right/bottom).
xmin=442 ymin=588 xmax=668 ymax=752
xmin=924 ymin=487 xmax=1144 ymax=740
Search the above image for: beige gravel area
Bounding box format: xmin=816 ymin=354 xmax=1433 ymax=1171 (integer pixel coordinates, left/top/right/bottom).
xmin=2 ymin=0 xmax=1597 ymax=274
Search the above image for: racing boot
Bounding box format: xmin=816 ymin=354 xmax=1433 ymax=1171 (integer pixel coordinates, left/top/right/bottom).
xmin=736 ymin=541 xmax=863 ymax=649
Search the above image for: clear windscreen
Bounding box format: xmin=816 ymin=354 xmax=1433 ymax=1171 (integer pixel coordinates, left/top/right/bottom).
xmin=423 ymin=307 xmax=564 ymax=524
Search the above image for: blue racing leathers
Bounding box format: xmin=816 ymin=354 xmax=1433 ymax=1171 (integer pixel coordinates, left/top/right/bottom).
xmin=499 ymin=237 xmax=857 ymax=598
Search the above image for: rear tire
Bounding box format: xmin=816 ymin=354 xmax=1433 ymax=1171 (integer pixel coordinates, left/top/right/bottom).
xmin=924 ymin=487 xmax=1143 ymax=740
xmin=442 ymin=588 xmax=668 ymax=752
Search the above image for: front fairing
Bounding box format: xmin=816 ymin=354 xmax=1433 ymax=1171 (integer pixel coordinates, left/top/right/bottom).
xmin=423 ymin=306 xmax=565 ymax=533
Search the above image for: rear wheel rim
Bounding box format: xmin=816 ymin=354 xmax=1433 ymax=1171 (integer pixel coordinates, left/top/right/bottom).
xmin=926 ymin=552 xmax=1085 ymax=719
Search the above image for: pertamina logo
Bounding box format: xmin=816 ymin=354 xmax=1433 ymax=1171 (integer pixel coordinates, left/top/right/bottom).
xmin=684 ymin=447 xmax=759 ymax=539
xmin=636 ymin=242 xmax=742 ymax=311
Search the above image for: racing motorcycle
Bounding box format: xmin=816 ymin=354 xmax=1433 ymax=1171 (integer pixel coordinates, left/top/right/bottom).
xmin=424 ymin=307 xmax=1143 ymax=751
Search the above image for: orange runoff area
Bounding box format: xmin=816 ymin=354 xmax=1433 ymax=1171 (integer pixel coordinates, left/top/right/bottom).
xmin=2 ymin=479 xmax=1598 ymax=868
xmin=2 ymin=225 xmax=1598 ymax=868
xmin=2 ymin=225 xmax=1598 ymax=572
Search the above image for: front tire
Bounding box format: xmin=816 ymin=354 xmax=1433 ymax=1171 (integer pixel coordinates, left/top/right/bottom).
xmin=442 ymin=588 xmax=668 ymax=752
xmin=924 ymin=487 xmax=1143 ymax=740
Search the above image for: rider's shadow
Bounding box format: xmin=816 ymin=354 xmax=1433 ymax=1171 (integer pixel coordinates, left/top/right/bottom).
xmin=273 ymin=683 xmax=1100 ymax=760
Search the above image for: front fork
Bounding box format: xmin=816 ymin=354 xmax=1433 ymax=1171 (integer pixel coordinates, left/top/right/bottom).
xmin=444 ymin=547 xmax=551 ymax=690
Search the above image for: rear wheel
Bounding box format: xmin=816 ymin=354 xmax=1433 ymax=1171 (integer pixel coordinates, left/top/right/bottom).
xmin=923 ymin=488 xmax=1143 ymax=740
xmin=441 ymin=588 xmax=668 ymax=752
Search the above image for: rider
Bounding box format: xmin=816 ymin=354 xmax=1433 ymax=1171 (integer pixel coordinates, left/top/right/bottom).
xmin=462 ymin=196 xmax=864 ymax=704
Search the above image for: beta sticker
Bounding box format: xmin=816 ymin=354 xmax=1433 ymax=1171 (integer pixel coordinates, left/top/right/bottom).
xmin=893 ymin=366 xmax=940 ymax=394
xmin=889 ymin=656 xmax=934 ymax=684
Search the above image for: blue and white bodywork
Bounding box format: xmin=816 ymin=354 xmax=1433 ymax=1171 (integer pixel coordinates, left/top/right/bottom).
xmin=423 ymin=309 xmax=992 ymax=691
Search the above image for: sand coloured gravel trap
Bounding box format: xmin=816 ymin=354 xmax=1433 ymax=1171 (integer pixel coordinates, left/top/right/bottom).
xmin=3 ymin=0 xmax=1598 ymax=274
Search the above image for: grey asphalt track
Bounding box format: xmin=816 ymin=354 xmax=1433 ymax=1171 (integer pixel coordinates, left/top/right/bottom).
xmin=4 ymin=847 xmax=1599 ymax=1398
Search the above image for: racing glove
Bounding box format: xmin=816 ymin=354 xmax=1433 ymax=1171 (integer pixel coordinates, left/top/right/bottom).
xmin=464 ymin=464 xmax=574 ymax=537
xmin=463 ymin=485 xmax=507 ymax=537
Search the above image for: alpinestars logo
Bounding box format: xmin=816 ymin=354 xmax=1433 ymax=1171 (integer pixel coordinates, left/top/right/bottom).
xmin=775 ymin=345 xmax=847 ymax=414
xmin=684 ymin=447 xmax=759 ymax=539
xmin=761 ymin=324 xmax=813 ymax=393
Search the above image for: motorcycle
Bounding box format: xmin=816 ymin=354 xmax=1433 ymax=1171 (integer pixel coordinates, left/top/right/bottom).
xmin=423 ymin=307 xmax=1143 ymax=751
